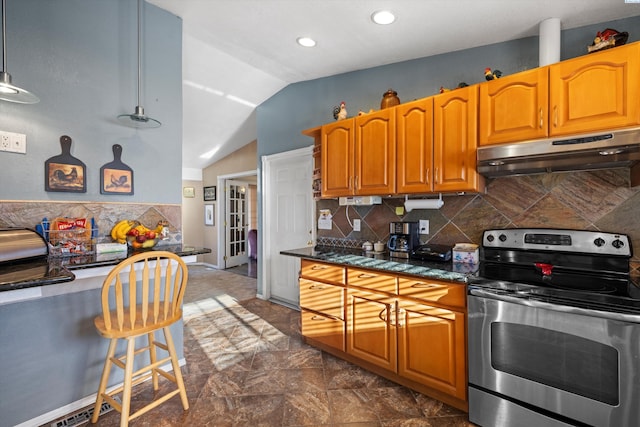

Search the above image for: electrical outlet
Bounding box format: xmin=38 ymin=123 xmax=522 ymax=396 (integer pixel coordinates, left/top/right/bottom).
xmin=353 ymin=219 xmax=361 ymax=232
xmin=0 ymin=131 xmax=27 ymax=154
xmin=419 ymin=219 xmax=429 ymax=235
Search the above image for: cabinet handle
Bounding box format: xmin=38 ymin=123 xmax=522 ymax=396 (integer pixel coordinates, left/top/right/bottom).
xmin=553 ymin=106 xmax=558 ymax=127
xmin=426 ymin=168 xmax=430 ymax=185
xmin=379 ymin=307 xmax=396 ymax=326
xmin=309 ymin=284 xmax=327 ymax=290
xmin=354 ymin=175 xmax=359 ymax=190
xmin=310 ymin=315 xmax=326 ymax=321
xmin=539 ymin=108 xmax=543 ymax=129
xmin=357 ymin=273 xmax=377 ymax=279
xmin=435 ymin=168 xmax=439 ymax=184
xmin=397 ymin=308 xmax=406 ymax=328
xmin=311 ymin=265 xmax=328 ymax=270
xmin=411 ymin=282 xmax=439 ymax=289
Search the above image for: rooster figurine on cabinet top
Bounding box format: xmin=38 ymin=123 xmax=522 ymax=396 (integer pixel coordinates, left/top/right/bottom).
xmin=484 ymin=68 xmax=502 ymax=80
xmin=333 ymin=101 xmax=347 ymax=121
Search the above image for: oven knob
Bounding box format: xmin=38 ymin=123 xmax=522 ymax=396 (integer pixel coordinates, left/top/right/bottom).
xmin=612 ymin=239 xmax=625 ymax=249
xmin=487 ymin=234 xmax=494 ymax=242
xmin=594 ymin=238 xmax=605 ymax=247
xmin=499 ymin=234 xmax=507 ymax=242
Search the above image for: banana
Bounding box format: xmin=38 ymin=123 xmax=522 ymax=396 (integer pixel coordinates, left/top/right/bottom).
xmin=110 ymin=219 xmax=130 ymax=241
xmin=111 ymin=219 xmax=136 ymax=243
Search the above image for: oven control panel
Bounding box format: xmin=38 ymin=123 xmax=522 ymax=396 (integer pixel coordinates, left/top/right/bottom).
xmin=482 ymin=228 xmax=632 ymax=256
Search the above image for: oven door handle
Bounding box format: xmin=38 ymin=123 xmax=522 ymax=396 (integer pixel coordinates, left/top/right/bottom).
xmin=469 ymin=287 xmax=640 ymax=324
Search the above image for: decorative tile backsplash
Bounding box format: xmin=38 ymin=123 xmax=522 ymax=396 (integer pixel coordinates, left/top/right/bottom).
xmin=0 ymin=201 xmax=182 ymax=245
xmin=316 ymin=169 xmax=640 ymax=271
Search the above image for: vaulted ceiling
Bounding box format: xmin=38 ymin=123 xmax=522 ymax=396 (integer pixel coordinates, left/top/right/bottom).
xmin=147 ymin=0 xmax=640 ymax=172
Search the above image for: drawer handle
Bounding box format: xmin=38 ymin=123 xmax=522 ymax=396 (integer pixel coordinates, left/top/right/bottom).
xmin=310 ymin=315 xmax=326 ymax=321
xmin=311 ymin=265 xmax=328 ymax=270
xmin=358 ymin=273 xmax=377 ymax=279
xmin=309 ymin=284 xmax=327 ymax=290
xmin=411 ymin=283 xmax=439 ymax=289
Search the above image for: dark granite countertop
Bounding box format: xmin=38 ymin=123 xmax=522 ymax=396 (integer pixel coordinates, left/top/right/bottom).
xmin=281 ymin=246 xmax=478 ymax=284
xmin=0 ymin=245 xmax=211 ymax=292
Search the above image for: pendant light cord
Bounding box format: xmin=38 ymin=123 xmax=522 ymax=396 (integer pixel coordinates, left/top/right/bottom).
xmin=2 ymin=0 xmax=7 ymax=71
xmin=137 ymin=0 xmax=142 ymax=108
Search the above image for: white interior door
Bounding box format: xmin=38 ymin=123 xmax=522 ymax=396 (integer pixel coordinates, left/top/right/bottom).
xmin=262 ymin=146 xmax=314 ymax=307
xmin=224 ymin=179 xmax=249 ymax=269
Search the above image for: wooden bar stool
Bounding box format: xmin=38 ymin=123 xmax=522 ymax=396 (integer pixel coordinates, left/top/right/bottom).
xmin=91 ymin=251 xmax=189 ymax=426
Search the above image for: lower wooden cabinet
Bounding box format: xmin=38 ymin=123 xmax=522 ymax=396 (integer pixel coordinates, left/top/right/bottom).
xmin=298 ymin=259 xmax=468 ymax=411
xmin=346 ymin=288 xmax=397 ymax=372
xmin=301 ymin=309 xmax=345 ymax=352
xmin=397 ymin=300 xmax=466 ymax=400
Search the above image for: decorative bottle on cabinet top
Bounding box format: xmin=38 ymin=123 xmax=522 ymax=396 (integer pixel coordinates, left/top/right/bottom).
xmin=380 ymin=89 xmax=400 ymax=109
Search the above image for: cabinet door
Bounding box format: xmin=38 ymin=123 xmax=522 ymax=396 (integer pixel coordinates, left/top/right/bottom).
xmin=354 ymin=109 xmax=396 ymax=195
xmin=301 ymin=309 xmax=345 ymax=352
xmin=549 ymin=43 xmax=640 ymax=136
xmin=321 ymin=119 xmax=354 ymax=197
xmin=299 ymin=278 xmax=344 ymax=319
xmin=346 ymin=289 xmax=397 ymax=372
xmin=479 ymin=67 xmax=549 ymax=145
xmin=433 ymin=86 xmax=482 ymax=192
xmin=397 ymin=98 xmax=434 ymax=193
xmin=397 ymin=300 xmax=466 ymax=400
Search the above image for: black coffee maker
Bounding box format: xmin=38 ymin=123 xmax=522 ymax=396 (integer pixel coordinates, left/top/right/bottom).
xmin=387 ymin=221 xmax=420 ymax=258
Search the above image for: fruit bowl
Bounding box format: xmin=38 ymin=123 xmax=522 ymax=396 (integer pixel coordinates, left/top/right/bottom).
xmin=126 ymin=234 xmax=159 ymax=249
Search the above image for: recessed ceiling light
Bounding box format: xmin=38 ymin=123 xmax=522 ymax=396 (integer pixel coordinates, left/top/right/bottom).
xmin=371 ymin=10 xmax=395 ymax=25
xmin=297 ymin=37 xmax=316 ymax=47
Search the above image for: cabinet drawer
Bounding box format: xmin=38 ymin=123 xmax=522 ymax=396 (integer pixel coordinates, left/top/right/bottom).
xmin=301 ymin=260 xmax=345 ymax=284
xmin=347 ymin=268 xmax=397 ymax=294
xmin=398 ymin=277 xmax=466 ymax=309
xmin=301 ymin=309 xmax=345 ymax=352
xmin=299 ymin=279 xmax=344 ymax=319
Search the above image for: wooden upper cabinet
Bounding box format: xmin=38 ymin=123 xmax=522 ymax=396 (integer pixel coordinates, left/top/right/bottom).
xmin=479 ymin=67 xmax=549 ymax=146
xmin=549 ymin=42 xmax=640 ymax=136
xmin=396 ymin=98 xmax=434 ymax=193
xmin=321 ymin=119 xmax=354 ymax=197
xmin=433 ymin=86 xmax=483 ymax=193
xmin=354 ymin=109 xmax=396 ymax=195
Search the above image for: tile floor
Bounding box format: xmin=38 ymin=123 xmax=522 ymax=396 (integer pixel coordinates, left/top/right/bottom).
xmin=48 ymin=265 xmax=474 ymax=426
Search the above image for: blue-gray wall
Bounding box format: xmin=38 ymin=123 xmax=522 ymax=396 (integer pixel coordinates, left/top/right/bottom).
xmin=255 ymin=15 xmax=640 ymax=294
xmin=0 ymin=0 xmax=182 ymax=203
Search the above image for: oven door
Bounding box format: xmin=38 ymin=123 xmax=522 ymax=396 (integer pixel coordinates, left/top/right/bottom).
xmin=468 ymin=289 xmax=640 ymax=427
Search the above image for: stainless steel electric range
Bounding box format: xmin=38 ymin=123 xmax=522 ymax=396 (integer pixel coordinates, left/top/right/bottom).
xmin=467 ymin=228 xmax=640 ymax=427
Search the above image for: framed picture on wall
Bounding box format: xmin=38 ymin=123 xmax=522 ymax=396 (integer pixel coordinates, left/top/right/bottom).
xmin=205 ymin=204 xmax=214 ymax=226
xmin=183 ymin=186 xmax=195 ymax=198
xmin=204 ymin=186 xmax=216 ymax=201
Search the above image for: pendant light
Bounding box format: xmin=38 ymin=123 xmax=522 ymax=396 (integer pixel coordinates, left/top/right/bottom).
xmin=118 ymin=0 xmax=160 ymax=128
xmin=0 ymin=0 xmax=39 ymax=104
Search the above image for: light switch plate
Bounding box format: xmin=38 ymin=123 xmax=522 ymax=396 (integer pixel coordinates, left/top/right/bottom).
xmin=353 ymin=219 xmax=361 ymax=231
xmin=419 ymin=219 xmax=429 ymax=234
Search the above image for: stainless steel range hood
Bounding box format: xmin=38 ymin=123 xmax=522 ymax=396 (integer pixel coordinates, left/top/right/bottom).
xmin=477 ymin=127 xmax=640 ymax=177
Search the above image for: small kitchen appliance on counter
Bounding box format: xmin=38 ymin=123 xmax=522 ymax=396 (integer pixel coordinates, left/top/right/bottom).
xmin=387 ymin=221 xmax=419 ymax=259
xmin=468 ymin=228 xmax=640 ymax=427
xmin=410 ymin=243 xmax=452 ymax=262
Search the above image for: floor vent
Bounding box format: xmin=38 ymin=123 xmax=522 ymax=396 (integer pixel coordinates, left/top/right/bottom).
xmin=51 ymin=397 xmax=120 ymax=427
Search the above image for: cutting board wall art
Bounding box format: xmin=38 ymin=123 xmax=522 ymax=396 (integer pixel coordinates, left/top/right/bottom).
xmin=45 ymin=135 xmax=87 ymax=193
xmin=100 ymin=144 xmax=134 ymax=195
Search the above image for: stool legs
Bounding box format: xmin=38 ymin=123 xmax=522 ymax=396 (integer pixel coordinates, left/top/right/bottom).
xmin=91 ymin=338 xmax=117 ymax=424
xmin=119 ymin=337 xmax=136 ymax=427
xmin=148 ymin=331 xmax=159 ymax=390
xmin=163 ymin=326 xmax=189 ymax=410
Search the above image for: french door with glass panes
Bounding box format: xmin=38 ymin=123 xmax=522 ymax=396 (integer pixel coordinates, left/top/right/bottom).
xmin=225 ymin=180 xmax=249 ymax=269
